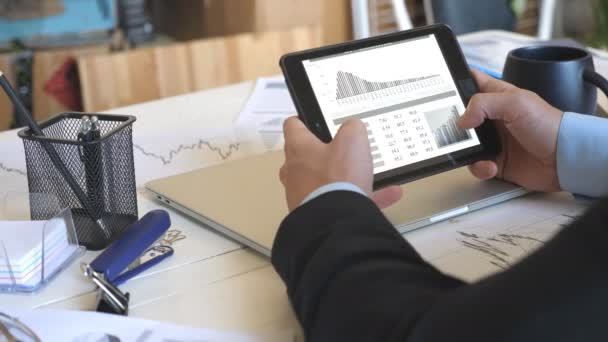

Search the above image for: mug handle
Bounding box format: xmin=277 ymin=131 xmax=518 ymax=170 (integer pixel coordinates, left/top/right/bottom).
xmin=583 ymin=69 xmax=608 ymax=99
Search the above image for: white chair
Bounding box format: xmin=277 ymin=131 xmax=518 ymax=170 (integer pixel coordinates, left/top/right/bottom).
xmin=537 ymin=0 xmax=557 ymax=40
xmin=351 ymin=0 xmax=413 ymax=39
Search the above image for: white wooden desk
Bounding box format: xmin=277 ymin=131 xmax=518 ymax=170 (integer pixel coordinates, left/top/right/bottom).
xmin=0 ymin=30 xmax=593 ymax=338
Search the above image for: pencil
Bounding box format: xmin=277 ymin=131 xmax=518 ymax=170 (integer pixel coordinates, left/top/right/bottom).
xmin=0 ymin=71 xmax=43 ymax=135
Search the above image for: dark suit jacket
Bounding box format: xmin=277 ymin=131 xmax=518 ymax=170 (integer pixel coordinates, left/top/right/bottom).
xmin=271 ymin=191 xmax=608 ymax=342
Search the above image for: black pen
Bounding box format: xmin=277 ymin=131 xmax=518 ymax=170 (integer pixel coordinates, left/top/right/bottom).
xmin=89 ymin=116 xmax=104 ymax=216
xmin=79 ymin=116 xmax=107 ymax=238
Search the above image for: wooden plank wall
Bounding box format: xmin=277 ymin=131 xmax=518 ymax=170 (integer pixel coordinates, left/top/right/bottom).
xmin=0 ymin=54 xmax=14 ymax=131
xmin=322 ymin=0 xmax=353 ymax=44
xmin=78 ymin=26 xmax=323 ymax=112
xmin=189 ymin=26 xmax=322 ymax=89
xmin=33 ymin=45 xmax=109 ymax=120
xmin=150 ymin=0 xmax=352 ymax=45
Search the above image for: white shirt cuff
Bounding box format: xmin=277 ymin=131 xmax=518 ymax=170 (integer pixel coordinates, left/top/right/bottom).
xmin=300 ymin=182 xmax=367 ymax=206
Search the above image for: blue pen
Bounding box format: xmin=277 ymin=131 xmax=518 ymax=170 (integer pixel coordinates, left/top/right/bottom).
xmin=468 ymin=63 xmax=503 ymax=79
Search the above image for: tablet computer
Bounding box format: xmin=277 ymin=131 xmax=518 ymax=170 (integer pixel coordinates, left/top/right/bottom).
xmin=280 ymin=24 xmax=500 ymax=188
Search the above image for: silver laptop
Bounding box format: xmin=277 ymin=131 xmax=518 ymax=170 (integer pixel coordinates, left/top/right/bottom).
xmin=146 ymin=150 xmax=526 ymax=256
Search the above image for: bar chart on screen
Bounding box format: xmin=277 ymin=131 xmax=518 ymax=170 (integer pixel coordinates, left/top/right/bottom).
xmin=424 ymin=105 xmax=471 ymax=148
xmin=303 ymin=34 xmax=460 ymax=120
xmin=305 ymin=67 xmax=453 ymax=118
xmin=335 ymin=71 xmax=444 ymax=105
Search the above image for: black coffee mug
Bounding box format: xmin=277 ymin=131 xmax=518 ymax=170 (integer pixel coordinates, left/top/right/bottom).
xmin=502 ymin=46 xmax=608 ymax=114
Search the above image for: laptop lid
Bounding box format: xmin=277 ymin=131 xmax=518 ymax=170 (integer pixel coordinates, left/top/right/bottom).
xmin=146 ymin=151 xmax=526 ymax=256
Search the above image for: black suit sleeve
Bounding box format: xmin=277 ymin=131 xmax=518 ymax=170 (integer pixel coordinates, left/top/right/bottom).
xmin=271 ymin=191 xmax=608 ymax=342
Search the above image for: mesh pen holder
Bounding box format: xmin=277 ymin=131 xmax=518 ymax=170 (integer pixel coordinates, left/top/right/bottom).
xmin=18 ymin=113 xmax=138 ymax=251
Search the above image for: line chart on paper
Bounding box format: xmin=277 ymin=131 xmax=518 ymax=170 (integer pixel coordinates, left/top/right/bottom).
xmin=406 ymin=193 xmax=587 ymax=282
xmin=455 ymin=228 xmax=555 ymax=271
xmin=434 ymin=213 xmax=577 ymax=280
xmin=0 ymin=162 xmax=25 ymax=176
xmin=134 ymin=140 xmax=241 ymax=166
xmin=0 ymin=133 xmax=29 ymax=204
xmin=132 ymin=128 xmax=265 ymax=185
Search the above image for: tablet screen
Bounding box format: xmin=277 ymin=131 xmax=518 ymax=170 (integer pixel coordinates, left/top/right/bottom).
xmin=302 ymin=34 xmax=480 ymax=174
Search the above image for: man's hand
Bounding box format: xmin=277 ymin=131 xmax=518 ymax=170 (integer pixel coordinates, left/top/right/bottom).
xmin=280 ymin=117 xmax=402 ymax=212
xmin=459 ymin=70 xmax=564 ymax=192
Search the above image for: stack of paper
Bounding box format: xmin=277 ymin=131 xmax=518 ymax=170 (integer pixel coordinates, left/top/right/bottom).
xmin=1 ymin=308 xmax=296 ymax=342
xmin=0 ymin=215 xmax=79 ymax=290
xmin=235 ymin=76 xmax=297 ymax=150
